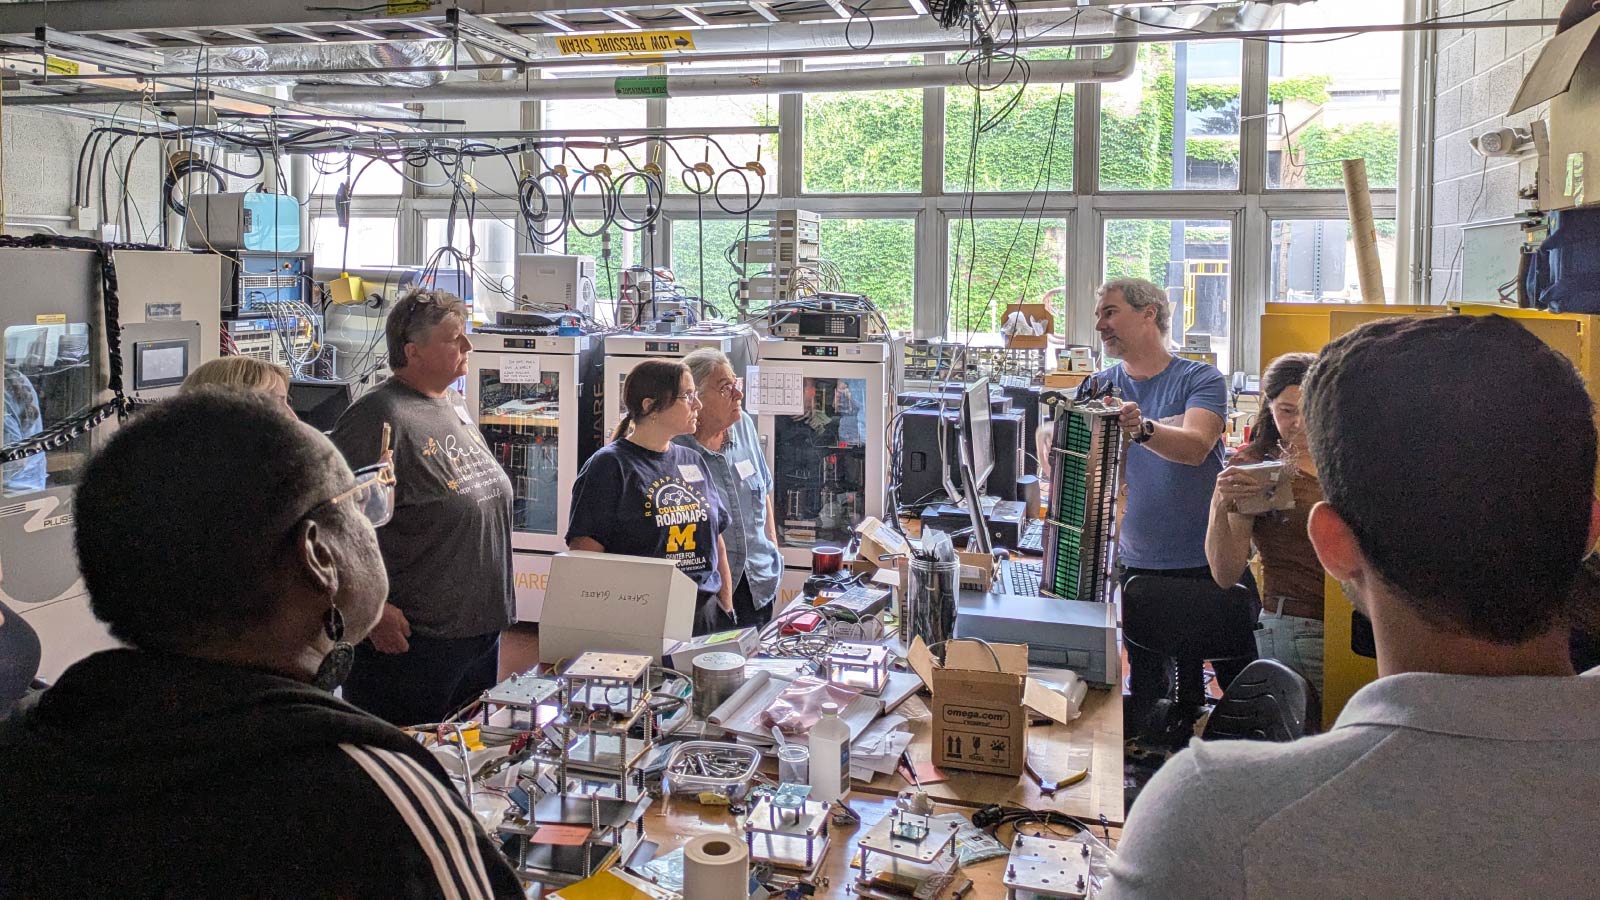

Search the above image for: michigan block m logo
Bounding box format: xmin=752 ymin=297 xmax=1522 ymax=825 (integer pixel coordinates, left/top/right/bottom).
xmin=666 ymin=523 xmax=698 ymax=553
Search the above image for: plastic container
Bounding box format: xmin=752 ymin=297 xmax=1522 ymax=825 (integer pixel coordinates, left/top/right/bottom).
xmin=777 ymin=744 xmax=810 ymax=785
xmin=808 ymin=702 xmax=851 ymax=803
xmin=663 ymin=741 xmax=760 ymax=802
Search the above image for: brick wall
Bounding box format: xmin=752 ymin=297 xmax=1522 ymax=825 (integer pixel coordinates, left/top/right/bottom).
xmin=1429 ymin=0 xmax=1563 ymax=302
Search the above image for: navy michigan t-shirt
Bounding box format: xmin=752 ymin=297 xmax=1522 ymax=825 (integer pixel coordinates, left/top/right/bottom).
xmin=565 ymin=439 xmax=730 ymax=596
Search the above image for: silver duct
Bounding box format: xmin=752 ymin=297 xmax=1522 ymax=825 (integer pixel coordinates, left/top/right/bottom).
xmin=164 ymin=41 xmax=454 ymax=88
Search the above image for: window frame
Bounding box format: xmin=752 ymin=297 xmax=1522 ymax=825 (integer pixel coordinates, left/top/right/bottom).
xmin=302 ymin=33 xmax=1416 ymax=375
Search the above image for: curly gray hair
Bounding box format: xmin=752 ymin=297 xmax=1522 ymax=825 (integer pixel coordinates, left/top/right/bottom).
xmin=1097 ymin=278 xmax=1171 ymax=335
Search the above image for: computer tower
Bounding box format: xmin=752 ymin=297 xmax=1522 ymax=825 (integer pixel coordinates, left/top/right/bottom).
xmin=899 ymin=407 xmax=1023 ymax=507
xmin=898 ymin=407 xmax=958 ymax=509
xmin=1000 ymin=383 xmax=1040 ymax=476
xmin=989 ymin=411 xmax=1023 ymax=502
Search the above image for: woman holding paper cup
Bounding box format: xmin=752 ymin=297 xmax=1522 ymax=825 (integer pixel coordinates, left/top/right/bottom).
xmin=566 ymin=359 xmax=736 ymax=636
xmin=1205 ymin=352 xmax=1325 ymax=692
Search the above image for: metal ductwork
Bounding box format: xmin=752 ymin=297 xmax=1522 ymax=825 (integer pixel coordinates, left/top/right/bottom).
xmin=296 ymin=17 xmax=1140 ymax=105
xmin=164 ymin=41 xmax=454 ymax=88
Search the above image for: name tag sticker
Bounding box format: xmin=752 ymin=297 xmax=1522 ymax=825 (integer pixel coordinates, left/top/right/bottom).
xmin=679 ymin=464 xmax=705 ymax=483
xmin=454 ymin=404 xmax=474 ymax=426
xmin=735 ymin=459 xmax=757 ymax=481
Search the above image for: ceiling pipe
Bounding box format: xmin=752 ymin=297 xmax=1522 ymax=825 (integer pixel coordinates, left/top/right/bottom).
xmin=296 ymin=17 xmax=1138 ymax=105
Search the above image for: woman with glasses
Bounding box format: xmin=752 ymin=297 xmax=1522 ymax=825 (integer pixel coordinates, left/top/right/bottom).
xmin=675 ymin=348 xmax=783 ymax=630
xmin=0 ymin=391 xmax=523 ymax=897
xmin=566 ymin=359 xmax=736 ymax=636
xmin=1205 ymin=352 xmax=1325 ymax=692
xmin=330 ymin=289 xmax=515 ymax=728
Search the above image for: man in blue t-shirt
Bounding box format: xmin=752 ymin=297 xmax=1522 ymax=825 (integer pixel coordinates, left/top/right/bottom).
xmin=1093 ymin=277 xmax=1244 ymax=742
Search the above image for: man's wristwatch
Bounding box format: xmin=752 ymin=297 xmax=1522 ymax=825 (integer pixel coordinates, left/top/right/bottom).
xmin=1132 ymin=419 xmax=1156 ymax=444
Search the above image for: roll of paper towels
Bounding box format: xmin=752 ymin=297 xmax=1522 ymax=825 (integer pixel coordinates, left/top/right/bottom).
xmin=683 ymin=832 xmax=749 ymax=900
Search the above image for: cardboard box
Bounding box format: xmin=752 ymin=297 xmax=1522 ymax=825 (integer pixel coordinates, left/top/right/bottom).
xmin=1000 ymin=302 xmax=1054 ymax=350
xmin=1511 ymin=14 xmax=1600 ymax=211
xmin=538 ymin=551 xmax=698 ymax=664
xmin=909 ymin=636 xmax=1030 ymax=777
xmin=956 ymin=549 xmax=995 ymax=592
xmin=1043 ymin=371 xmax=1090 ymax=389
xmin=850 ymin=516 xmax=911 ymax=609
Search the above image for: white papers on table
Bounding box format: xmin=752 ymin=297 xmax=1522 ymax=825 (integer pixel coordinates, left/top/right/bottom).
xmin=850 ymin=714 xmax=913 ymax=781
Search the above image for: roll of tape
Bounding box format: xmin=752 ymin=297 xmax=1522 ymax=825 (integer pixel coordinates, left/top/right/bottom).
xmin=692 ymin=652 xmax=747 ymax=719
xmin=683 ymin=831 xmax=749 ymax=900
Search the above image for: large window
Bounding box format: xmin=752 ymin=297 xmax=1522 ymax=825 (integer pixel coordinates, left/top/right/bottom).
xmin=543 ymin=87 xmax=648 ymax=196
xmin=311 ymin=152 xmax=405 ymax=196
xmin=666 ymin=81 xmax=778 ymax=198
xmin=824 ymin=218 xmax=916 ymax=332
xmin=1269 ymin=218 xmax=1398 ymax=303
xmin=945 ymin=51 xmax=1075 ymax=193
xmin=948 ymin=217 xmax=1068 ymax=339
xmin=1104 ymin=218 xmax=1233 ymax=374
xmin=312 ymin=19 xmax=1412 ymax=374
xmin=311 ymin=216 xmax=398 ymax=268
xmin=670 ymin=217 xmax=750 ymax=315
xmin=803 ymin=56 xmax=924 ymax=194
xmin=556 ymin=223 xmax=643 ymax=302
xmin=1267 ymin=0 xmax=1403 ymax=189
xmin=1100 ymin=42 xmax=1243 ymax=191
xmin=424 ymin=216 xmax=518 ymax=315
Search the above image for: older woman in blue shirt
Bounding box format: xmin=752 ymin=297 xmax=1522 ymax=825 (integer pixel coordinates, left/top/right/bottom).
xmin=674 ymin=348 xmax=784 ymax=630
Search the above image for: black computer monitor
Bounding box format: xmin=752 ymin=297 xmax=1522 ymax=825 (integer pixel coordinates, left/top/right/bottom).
xmin=962 ymin=377 xmax=994 ymax=489
xmin=959 ymin=378 xmax=995 ymax=555
xmin=289 ymin=381 xmax=354 ymax=432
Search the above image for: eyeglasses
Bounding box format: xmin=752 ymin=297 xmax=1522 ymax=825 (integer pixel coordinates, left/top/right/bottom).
xmin=319 ymin=461 xmax=397 ymax=528
xmin=394 ymin=293 xmax=458 ymax=348
xmin=714 ymin=381 xmax=741 ymax=399
xmin=679 ymin=390 xmax=701 ymax=404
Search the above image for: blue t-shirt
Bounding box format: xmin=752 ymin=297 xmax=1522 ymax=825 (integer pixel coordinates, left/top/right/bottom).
xmin=565 ymin=439 xmax=731 ymax=597
xmin=1099 ymin=357 xmax=1227 ymax=570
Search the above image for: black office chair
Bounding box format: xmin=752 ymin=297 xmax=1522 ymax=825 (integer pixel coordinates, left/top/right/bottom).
xmin=0 ymin=599 xmax=42 ymax=720
xmin=1121 ymin=574 xmax=1261 ymax=742
xmin=1201 ymin=658 xmax=1318 ymax=742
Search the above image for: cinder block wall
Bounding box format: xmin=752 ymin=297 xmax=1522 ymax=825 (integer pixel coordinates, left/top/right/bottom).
xmin=1429 ymin=0 xmax=1561 ymax=302
xmin=2 ymin=107 xmax=161 ymax=239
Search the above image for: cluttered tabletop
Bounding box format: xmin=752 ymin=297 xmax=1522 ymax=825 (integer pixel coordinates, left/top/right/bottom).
xmin=437 ymin=510 xmax=1126 ymax=897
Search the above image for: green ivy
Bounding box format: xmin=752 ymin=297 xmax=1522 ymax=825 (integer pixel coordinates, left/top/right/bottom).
xmin=1292 ymin=121 xmax=1401 ymax=189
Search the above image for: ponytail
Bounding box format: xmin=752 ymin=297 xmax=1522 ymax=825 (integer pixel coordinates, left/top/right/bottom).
xmin=614 ymin=360 xmax=688 ymax=444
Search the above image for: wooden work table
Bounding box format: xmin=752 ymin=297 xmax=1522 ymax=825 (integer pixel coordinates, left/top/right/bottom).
xmin=638 ymin=792 xmax=1120 ymax=898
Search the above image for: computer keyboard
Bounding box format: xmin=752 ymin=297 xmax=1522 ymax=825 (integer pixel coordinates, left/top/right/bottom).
xmin=1000 ymin=560 xmax=1042 ymax=597
xmin=1016 ymin=520 xmax=1045 ymax=555
xmin=998 ymin=374 xmax=1037 ymax=390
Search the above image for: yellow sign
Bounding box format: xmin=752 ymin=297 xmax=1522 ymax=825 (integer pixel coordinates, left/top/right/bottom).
xmin=555 ymin=30 xmax=696 ymax=57
xmin=35 ymin=314 xmax=67 ymax=325
xmin=44 ymin=57 xmax=79 ymax=76
xmin=386 ymin=0 xmax=435 ymax=13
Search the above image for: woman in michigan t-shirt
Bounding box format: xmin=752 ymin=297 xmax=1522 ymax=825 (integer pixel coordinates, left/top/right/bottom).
xmin=566 ymin=359 xmax=735 ymax=635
